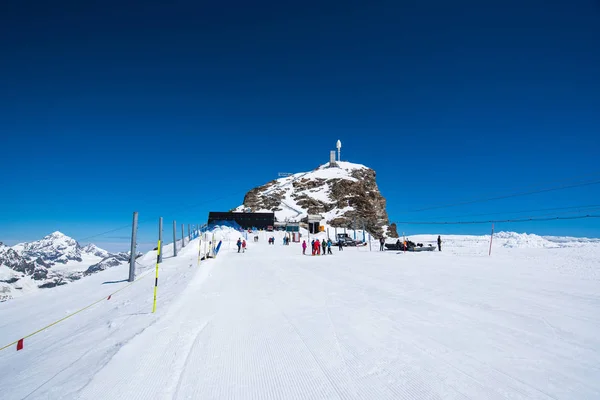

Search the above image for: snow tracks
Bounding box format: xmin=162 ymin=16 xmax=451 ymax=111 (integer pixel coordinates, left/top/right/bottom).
xmin=79 ymin=241 xmax=600 ymax=399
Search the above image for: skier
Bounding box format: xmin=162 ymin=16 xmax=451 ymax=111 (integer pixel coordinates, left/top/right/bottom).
xmin=327 ymin=239 xmax=333 ymax=254
xmin=437 ymin=235 xmax=442 ymax=252
xmin=337 ymin=239 xmax=343 ymax=251
xmin=236 ymin=238 xmax=242 ymax=253
xmin=242 ymin=239 xmax=246 ymax=253
xmin=322 ymin=239 xmax=327 ymax=255
xmin=379 ymin=237 xmax=385 ymax=251
xmin=315 ymin=239 xmax=321 ymax=255
xmin=311 ymin=239 xmax=315 ymax=255
xmin=302 ymin=240 xmax=307 ymax=255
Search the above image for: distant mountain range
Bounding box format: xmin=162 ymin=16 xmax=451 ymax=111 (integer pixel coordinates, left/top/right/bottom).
xmin=0 ymin=231 xmax=130 ymax=302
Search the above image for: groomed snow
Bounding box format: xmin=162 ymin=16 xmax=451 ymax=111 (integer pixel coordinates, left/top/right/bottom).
xmin=1 ymin=230 xmax=599 ymax=399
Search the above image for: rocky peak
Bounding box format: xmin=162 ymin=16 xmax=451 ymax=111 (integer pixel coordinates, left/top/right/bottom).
xmin=238 ymin=161 xmax=398 ymax=238
xmin=15 ymin=231 xmax=83 ymax=264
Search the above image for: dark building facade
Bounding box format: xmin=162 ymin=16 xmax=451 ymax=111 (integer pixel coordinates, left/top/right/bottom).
xmin=208 ymin=212 xmax=275 ymax=230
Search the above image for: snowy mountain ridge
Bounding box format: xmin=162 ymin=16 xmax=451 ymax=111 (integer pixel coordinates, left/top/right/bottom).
xmin=236 ymin=161 xmax=395 ymax=237
xmin=406 ymin=231 xmax=600 ymax=249
xmin=0 ymin=232 xmax=127 ymax=302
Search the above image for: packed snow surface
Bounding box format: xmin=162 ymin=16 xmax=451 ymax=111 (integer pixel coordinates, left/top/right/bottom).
xmin=1 ymin=230 xmax=599 ymax=399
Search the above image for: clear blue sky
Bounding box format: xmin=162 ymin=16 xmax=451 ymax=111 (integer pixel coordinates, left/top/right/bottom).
xmin=1 ymin=0 xmax=599 ymax=251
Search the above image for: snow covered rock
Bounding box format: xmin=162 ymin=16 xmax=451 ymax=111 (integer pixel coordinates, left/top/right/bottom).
xmin=82 ymin=243 xmax=111 ymax=259
xmin=238 ymin=161 xmax=395 ymax=237
xmin=84 ymin=253 xmax=129 ymax=275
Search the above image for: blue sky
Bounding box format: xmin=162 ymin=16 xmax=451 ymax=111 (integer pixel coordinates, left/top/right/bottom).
xmin=1 ymin=0 xmax=599 ymax=251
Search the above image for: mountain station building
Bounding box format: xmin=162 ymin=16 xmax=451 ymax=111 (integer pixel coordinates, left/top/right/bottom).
xmin=207 ymin=212 xmax=275 ymax=230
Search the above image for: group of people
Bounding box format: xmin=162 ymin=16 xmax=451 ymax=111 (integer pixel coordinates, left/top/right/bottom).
xmin=302 ymin=238 xmax=334 ymax=255
xmin=378 ymin=235 xmax=443 ymax=251
xmin=236 ymin=238 xmax=247 ymax=253
xmin=282 ymin=236 xmax=291 ymax=245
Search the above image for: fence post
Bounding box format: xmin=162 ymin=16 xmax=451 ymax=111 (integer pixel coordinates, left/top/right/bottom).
xmin=489 ymin=223 xmax=494 ymax=256
xmin=128 ymin=211 xmax=138 ymax=282
xmin=152 ymin=239 xmax=161 ymax=313
xmin=158 ymin=217 xmax=163 ymax=263
xmin=181 ymin=224 xmax=185 ymax=247
xmin=173 ymin=220 xmax=177 ymax=257
xmin=362 ymin=221 xmax=366 ymax=242
xmin=188 ymin=224 xmax=191 ymax=241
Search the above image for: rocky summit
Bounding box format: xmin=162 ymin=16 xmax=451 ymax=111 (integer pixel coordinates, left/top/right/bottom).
xmin=236 ymin=161 xmax=398 ymax=238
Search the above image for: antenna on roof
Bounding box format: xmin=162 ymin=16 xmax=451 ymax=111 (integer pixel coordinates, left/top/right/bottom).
xmin=336 ymin=140 xmax=342 ymax=162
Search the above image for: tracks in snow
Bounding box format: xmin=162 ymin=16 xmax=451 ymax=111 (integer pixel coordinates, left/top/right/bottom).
xmin=78 ymin=242 xmax=600 ymax=399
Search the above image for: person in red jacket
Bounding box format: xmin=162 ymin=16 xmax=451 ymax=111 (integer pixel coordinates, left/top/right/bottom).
xmin=315 ymin=239 xmax=321 ymax=255
xmin=302 ymin=240 xmax=307 ymax=255
xmin=242 ymin=239 xmax=246 ymax=253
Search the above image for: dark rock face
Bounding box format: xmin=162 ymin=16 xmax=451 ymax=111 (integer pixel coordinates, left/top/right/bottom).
xmin=1 ymin=249 xmax=37 ymax=275
xmin=243 ymin=184 xmax=283 ymax=212
xmin=38 ymin=280 xmax=68 ymax=289
xmin=388 ymin=223 xmax=400 ymax=238
xmin=325 ymin=169 xmax=390 ymax=237
xmin=32 ymin=267 xmax=49 ymax=280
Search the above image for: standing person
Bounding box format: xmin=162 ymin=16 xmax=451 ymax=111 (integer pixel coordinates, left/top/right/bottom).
xmin=338 ymin=239 xmax=344 ymax=251
xmin=322 ymin=239 xmax=327 ymax=255
xmin=236 ymin=238 xmax=242 ymax=253
xmin=379 ymin=237 xmax=385 ymax=251
xmin=315 ymin=239 xmax=320 ymax=255
xmin=302 ymin=240 xmax=307 ymax=255
xmin=437 ymin=235 xmax=442 ymax=252
xmin=242 ymin=239 xmax=247 ymax=253
xmin=327 ymin=239 xmax=333 ymax=254
xmin=311 ymin=239 xmax=315 ymax=255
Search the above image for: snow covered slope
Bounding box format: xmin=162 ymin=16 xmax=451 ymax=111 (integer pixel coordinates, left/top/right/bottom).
xmin=1 ymin=230 xmax=599 ymax=399
xmin=236 ymin=161 xmax=392 ymax=237
xmin=400 ymin=231 xmax=600 ymax=250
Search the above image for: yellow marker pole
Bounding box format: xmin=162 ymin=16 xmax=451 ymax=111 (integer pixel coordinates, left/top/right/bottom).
xmin=152 ymin=240 xmax=161 ymax=313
